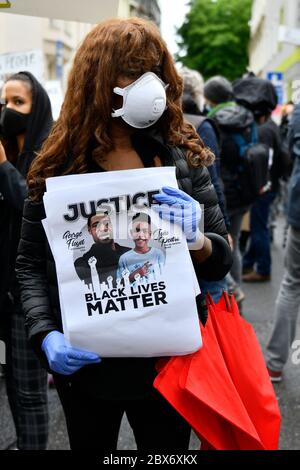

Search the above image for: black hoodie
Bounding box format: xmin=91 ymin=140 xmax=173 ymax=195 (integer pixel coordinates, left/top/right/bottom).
xmin=0 ymin=71 xmax=53 ymax=306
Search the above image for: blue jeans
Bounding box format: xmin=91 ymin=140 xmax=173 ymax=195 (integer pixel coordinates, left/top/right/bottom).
xmin=199 ymin=278 xmax=228 ymax=303
xmin=243 ymin=192 xmax=276 ymax=276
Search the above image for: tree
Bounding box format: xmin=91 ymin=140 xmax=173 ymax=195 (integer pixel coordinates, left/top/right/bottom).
xmin=176 ymin=0 xmax=252 ymax=81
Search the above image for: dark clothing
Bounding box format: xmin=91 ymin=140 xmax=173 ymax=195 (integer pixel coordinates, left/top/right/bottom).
xmin=197 ymin=120 xmax=229 ymax=230
xmin=0 ymin=160 xmax=27 ymax=211
xmin=0 ymin=166 xmax=27 ymax=306
xmin=198 ymin=120 xmax=221 ymax=173
xmin=74 ymin=242 xmax=129 ymax=287
xmin=0 ymin=198 xmax=11 ymax=309
xmin=265 ymin=103 xmax=300 ymax=371
xmin=288 ymin=157 xmax=300 ymax=230
xmin=0 ymin=72 xmax=52 ymax=450
xmin=243 ymin=119 xmax=283 ymax=276
xmin=16 ymin=130 xmax=230 ymax=404
xmin=0 ymin=71 xmax=53 ymax=301
xmin=288 ymin=103 xmax=300 ymax=161
xmin=287 ymin=104 xmax=300 ymax=229
xmin=183 ymin=112 xmax=229 ymax=302
xmin=183 ymin=112 xmax=229 ymax=229
xmin=243 ymin=191 xmax=276 ymax=276
xmin=233 ymin=76 xmax=278 ymax=118
xmin=2 ymin=295 xmax=48 ymax=450
xmin=209 ymin=103 xmax=254 ymax=211
xmin=54 ymin=375 xmax=191 ymax=451
xmin=279 ymin=114 xmax=293 ymax=179
xmin=257 ymin=118 xmax=283 ymax=193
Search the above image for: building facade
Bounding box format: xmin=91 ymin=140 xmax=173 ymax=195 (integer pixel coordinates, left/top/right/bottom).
xmin=0 ymin=0 xmax=161 ymax=90
xmin=249 ymin=0 xmax=300 ymax=101
xmin=129 ymin=0 xmax=161 ymax=27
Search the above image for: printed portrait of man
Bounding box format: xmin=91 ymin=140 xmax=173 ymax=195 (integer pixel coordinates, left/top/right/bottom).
xmin=74 ymin=211 xmax=129 ymax=289
xmin=117 ymin=212 xmax=165 ymax=284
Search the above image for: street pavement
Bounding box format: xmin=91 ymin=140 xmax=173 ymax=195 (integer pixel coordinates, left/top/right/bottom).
xmin=0 ymin=217 xmax=299 ymax=450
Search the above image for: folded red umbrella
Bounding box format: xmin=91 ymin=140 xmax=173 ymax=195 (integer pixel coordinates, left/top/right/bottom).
xmin=154 ymin=312 xmax=264 ymax=450
xmin=206 ymin=291 xmax=281 ymax=450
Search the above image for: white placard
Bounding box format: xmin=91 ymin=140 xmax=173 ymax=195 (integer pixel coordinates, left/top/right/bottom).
xmin=43 ymin=167 xmax=202 ymax=357
xmin=0 ymin=49 xmax=44 ymax=86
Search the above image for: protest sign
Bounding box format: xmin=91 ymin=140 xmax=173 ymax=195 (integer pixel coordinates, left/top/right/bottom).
xmin=43 ymin=167 xmax=202 ymax=357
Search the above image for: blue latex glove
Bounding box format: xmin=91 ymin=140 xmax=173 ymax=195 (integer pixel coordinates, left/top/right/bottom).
xmin=42 ymin=331 xmax=101 ymax=375
xmin=152 ymin=186 xmax=204 ymax=250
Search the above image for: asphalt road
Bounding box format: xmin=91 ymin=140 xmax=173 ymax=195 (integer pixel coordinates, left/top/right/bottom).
xmin=1 ymin=218 xmax=299 ymax=450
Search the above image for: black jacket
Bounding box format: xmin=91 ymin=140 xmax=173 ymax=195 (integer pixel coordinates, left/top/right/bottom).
xmin=16 ymin=131 xmax=231 ymax=399
xmin=0 ymin=71 xmax=53 ymax=310
xmin=257 ymin=118 xmax=283 ymax=193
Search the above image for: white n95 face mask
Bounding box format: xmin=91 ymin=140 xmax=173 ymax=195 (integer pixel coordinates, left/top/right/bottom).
xmin=111 ymin=72 xmax=168 ymax=129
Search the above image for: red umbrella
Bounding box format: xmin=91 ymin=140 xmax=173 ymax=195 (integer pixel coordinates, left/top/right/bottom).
xmin=154 ymin=312 xmax=264 ymax=450
xmin=206 ymin=292 xmax=281 ymax=450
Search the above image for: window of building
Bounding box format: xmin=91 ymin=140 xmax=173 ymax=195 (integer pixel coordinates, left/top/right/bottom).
xmin=49 ymin=19 xmax=61 ymax=30
xmin=279 ymin=6 xmax=285 ymax=25
xmin=278 ymin=6 xmax=285 ymax=53
xmin=64 ymin=21 xmax=72 ymax=37
xmin=298 ymin=1 xmax=300 ymax=26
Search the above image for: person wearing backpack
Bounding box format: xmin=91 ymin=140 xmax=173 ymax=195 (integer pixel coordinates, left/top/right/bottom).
xmin=204 ymin=76 xmax=260 ymax=305
xmin=265 ymin=103 xmax=300 ymax=382
xmin=233 ymin=75 xmax=282 ymax=282
xmin=180 ymin=67 xmax=230 ymax=302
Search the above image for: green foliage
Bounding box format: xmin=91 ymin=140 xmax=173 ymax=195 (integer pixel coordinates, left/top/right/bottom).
xmin=176 ymin=0 xmax=252 ymax=81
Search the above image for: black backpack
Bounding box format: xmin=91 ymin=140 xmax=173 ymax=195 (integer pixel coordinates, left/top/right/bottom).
xmin=230 ymin=125 xmax=270 ymax=205
xmin=186 ymin=112 xmax=270 ymax=205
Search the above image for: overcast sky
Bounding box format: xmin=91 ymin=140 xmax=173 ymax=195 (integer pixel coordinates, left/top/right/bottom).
xmin=160 ymin=0 xmax=190 ymax=56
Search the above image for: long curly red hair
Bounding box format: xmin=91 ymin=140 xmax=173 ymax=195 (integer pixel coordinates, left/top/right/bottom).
xmin=28 ymin=17 xmax=214 ymax=201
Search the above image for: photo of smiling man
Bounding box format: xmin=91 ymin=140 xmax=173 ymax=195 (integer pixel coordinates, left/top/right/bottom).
xmin=117 ymin=212 xmax=166 ymax=284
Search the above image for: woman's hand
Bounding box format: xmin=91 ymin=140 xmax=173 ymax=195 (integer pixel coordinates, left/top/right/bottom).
xmin=152 ymin=186 xmax=205 ymax=250
xmin=42 ymin=331 xmax=101 ymax=375
xmin=0 ymin=141 xmax=7 ymax=164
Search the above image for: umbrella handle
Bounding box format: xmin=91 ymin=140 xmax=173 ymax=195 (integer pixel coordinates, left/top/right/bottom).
xmin=206 ymin=292 xmax=214 ymax=306
xmin=223 ymin=290 xmax=232 ymax=311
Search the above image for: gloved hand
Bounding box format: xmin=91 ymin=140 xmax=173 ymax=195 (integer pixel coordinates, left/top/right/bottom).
xmin=152 ymin=186 xmax=204 ymax=250
xmin=42 ymin=331 xmax=101 ymax=375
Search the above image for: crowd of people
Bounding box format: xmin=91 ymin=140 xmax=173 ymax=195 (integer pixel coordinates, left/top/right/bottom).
xmin=0 ymin=16 xmax=299 ymax=450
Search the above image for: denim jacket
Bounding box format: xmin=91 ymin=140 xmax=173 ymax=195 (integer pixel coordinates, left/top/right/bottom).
xmin=288 ymin=104 xmax=300 ymax=229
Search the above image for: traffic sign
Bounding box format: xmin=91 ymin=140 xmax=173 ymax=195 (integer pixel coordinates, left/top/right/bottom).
xmin=267 ymin=71 xmax=284 ymax=105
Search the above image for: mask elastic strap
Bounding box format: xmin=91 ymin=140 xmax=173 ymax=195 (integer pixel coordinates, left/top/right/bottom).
xmin=111 ymin=108 xmax=124 ymax=118
xmin=111 ymin=86 xmax=126 ymax=117
xmin=113 ymin=87 xmax=125 ymax=96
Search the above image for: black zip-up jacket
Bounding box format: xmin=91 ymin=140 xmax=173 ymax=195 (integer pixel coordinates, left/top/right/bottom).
xmin=0 ymin=71 xmax=53 ymax=310
xmin=16 ymin=130 xmax=231 ymax=400
xmin=257 ymin=118 xmax=283 ymax=193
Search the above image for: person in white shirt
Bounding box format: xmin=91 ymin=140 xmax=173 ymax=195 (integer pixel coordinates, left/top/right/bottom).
xmin=118 ymin=212 xmax=165 ymax=283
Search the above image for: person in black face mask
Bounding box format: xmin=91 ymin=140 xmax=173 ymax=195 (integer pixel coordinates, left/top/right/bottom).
xmin=0 ymin=93 xmax=31 ymax=139
xmin=0 ymin=72 xmax=53 ymax=450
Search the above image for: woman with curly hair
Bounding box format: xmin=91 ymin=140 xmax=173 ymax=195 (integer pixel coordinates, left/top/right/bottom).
xmin=16 ymin=18 xmax=231 ymax=451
